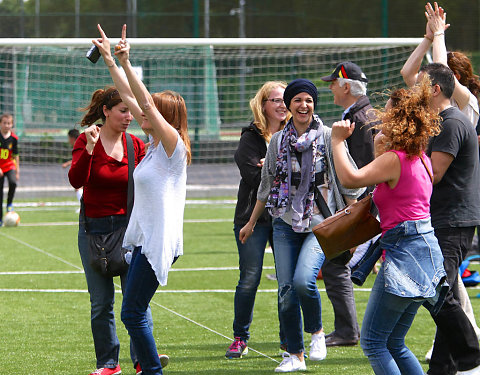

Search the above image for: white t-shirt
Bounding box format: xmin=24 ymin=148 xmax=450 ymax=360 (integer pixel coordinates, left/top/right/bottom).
xmin=123 ymin=133 xmax=187 ymax=286
xmin=451 ymin=91 xmax=479 ymax=126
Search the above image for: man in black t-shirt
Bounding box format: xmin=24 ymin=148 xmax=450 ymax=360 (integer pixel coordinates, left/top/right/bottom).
xmin=420 ymin=63 xmax=480 ymax=375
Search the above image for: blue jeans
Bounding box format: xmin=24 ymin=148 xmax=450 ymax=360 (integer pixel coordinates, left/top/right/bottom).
xmin=233 ymin=223 xmax=272 ymax=340
xmin=360 ymin=266 xmax=424 ymax=375
xmin=273 ymin=218 xmax=325 ymax=354
xmin=78 ymin=215 xmax=153 ymax=369
xmin=121 ymin=248 xmax=163 ymax=375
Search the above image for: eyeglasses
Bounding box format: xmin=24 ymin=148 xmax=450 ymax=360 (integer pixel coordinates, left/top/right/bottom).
xmin=264 ymin=98 xmax=284 ymax=104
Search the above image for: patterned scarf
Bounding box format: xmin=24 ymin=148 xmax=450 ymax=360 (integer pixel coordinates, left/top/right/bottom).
xmin=267 ymin=114 xmax=325 ymax=232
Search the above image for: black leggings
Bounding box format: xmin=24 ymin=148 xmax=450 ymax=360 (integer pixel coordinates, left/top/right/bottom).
xmin=0 ymin=169 xmax=17 ymax=217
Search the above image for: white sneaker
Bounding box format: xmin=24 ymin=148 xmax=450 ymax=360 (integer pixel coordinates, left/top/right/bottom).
xmin=425 ymin=342 xmax=433 ymax=363
xmin=457 ymin=364 xmax=480 ymax=375
xmin=309 ymin=332 xmax=327 ymax=361
xmin=274 ymin=353 xmax=307 ymax=373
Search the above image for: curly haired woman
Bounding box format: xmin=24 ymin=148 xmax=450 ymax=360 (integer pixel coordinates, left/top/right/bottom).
xmin=331 ymin=76 xmax=448 ymax=375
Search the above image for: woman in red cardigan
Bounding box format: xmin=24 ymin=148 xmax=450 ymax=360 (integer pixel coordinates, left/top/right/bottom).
xmin=68 ymin=87 xmax=147 ymax=375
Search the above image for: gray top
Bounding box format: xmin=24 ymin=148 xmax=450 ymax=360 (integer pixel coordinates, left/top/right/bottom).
xmin=257 ymin=125 xmax=365 ymax=231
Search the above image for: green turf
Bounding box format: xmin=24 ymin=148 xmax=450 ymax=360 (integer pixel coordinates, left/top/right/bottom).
xmin=0 ymin=201 xmax=479 ymax=374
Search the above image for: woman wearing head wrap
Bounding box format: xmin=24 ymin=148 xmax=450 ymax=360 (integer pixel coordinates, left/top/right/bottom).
xmin=240 ymin=79 xmax=364 ymax=373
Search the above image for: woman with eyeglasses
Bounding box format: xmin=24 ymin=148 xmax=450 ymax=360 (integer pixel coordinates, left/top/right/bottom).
xmin=226 ymin=81 xmax=290 ymax=359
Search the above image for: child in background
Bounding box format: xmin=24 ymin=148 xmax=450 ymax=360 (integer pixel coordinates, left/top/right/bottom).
xmin=62 ymin=128 xmax=82 ymax=209
xmin=0 ymin=113 xmax=19 ymax=226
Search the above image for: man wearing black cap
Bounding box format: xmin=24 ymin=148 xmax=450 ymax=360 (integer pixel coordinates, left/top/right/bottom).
xmin=318 ymin=61 xmax=377 ymax=348
xmin=321 ymin=61 xmax=376 ymax=171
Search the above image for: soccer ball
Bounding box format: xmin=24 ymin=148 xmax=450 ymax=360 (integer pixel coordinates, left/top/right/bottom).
xmin=3 ymin=211 xmax=20 ymax=227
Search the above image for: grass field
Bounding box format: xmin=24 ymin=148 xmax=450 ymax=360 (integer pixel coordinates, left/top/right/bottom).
xmin=0 ymin=198 xmax=479 ymax=375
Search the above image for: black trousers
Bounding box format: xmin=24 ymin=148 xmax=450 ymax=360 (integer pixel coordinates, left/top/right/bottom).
xmin=427 ymin=226 xmax=480 ymax=375
xmin=0 ymin=169 xmax=17 ymax=218
xmin=322 ymin=258 xmax=360 ymax=340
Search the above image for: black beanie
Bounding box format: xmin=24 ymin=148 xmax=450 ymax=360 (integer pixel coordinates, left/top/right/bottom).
xmin=283 ymin=78 xmax=318 ymax=110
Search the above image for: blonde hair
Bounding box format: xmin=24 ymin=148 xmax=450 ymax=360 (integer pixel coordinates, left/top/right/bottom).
xmin=374 ymin=74 xmax=441 ymax=158
xmin=249 ymin=81 xmax=290 ymax=142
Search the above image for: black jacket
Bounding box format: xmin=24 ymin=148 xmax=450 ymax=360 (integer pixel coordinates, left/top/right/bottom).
xmin=234 ymin=123 xmax=272 ymax=226
xmin=343 ymin=95 xmax=376 ymax=169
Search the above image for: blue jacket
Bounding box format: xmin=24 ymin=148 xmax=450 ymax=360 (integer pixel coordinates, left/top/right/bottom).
xmin=352 ymin=218 xmax=448 ymax=315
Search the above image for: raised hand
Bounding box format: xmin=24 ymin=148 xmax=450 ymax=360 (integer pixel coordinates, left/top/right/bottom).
xmin=84 ymin=124 xmax=101 ymax=154
xmin=425 ymin=2 xmax=450 ymax=35
xmin=332 ymin=119 xmax=355 ymax=142
xmin=114 ymin=24 xmax=130 ymax=65
xmin=92 ymin=24 xmax=114 ymax=65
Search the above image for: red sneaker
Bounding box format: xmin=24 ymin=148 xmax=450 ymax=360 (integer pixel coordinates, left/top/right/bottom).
xmin=89 ymin=366 xmax=121 ymax=375
xmin=225 ymin=337 xmax=248 ymax=359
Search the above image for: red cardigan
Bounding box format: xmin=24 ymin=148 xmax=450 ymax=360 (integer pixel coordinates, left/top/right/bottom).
xmin=68 ymin=132 xmax=145 ymax=218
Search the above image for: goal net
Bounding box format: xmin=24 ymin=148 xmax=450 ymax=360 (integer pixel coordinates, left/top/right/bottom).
xmin=0 ymin=37 xmax=422 ymax=198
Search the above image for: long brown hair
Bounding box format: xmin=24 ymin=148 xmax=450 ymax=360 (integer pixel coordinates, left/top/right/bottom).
xmin=80 ymin=87 xmax=122 ymax=127
xmin=374 ymin=75 xmax=441 ymax=158
xmin=152 ymin=90 xmax=191 ymax=165
xmin=447 ymin=51 xmax=480 ymax=98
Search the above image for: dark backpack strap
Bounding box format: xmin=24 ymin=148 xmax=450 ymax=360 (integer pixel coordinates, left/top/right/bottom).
xmin=125 ymin=133 xmax=135 ymax=222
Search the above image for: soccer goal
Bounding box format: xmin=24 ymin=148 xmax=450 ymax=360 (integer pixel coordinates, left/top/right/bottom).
xmin=0 ymin=37 xmax=423 ymax=196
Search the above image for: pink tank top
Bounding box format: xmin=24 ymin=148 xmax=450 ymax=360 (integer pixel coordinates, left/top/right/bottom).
xmin=373 ymin=150 xmax=432 ymax=234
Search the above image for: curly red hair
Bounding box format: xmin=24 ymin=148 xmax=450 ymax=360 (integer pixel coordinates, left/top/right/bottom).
xmin=374 ymin=75 xmax=441 ymax=158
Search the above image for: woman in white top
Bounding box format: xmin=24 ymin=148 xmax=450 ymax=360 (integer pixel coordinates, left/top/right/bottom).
xmin=401 ymin=2 xmax=480 ymax=126
xmin=94 ymin=24 xmax=191 ymax=375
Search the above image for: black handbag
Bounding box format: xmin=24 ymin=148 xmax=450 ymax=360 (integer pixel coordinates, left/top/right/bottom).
xmin=88 ymin=226 xmax=129 ymax=277
xmin=83 ymin=133 xmax=135 ymax=277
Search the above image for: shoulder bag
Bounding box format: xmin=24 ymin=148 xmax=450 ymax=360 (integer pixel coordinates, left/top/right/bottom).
xmin=313 ymin=189 xmax=381 ymax=261
xmin=83 ymin=133 xmax=135 ymax=277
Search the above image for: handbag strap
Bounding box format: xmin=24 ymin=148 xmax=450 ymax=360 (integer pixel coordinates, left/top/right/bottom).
xmin=81 ymin=133 xmax=135 ymax=231
xmin=314 ymin=185 xmax=333 ymax=218
xmin=315 ymin=185 xmax=378 ymax=219
xmin=420 ymin=154 xmax=433 ymax=183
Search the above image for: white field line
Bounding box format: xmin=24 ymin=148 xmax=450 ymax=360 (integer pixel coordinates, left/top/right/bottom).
xmin=0 ymin=230 xmax=277 ymax=362
xmin=0 ymin=229 xmax=278 ymax=362
xmin=0 ymin=231 xmax=82 ymax=270
xmin=0 ymin=266 xmax=275 ymax=275
xmin=0 ymin=287 xmax=382 ymax=293
xmin=17 ymin=218 xmax=232 ymax=227
xmin=13 ymin=199 xmax=236 ymax=208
